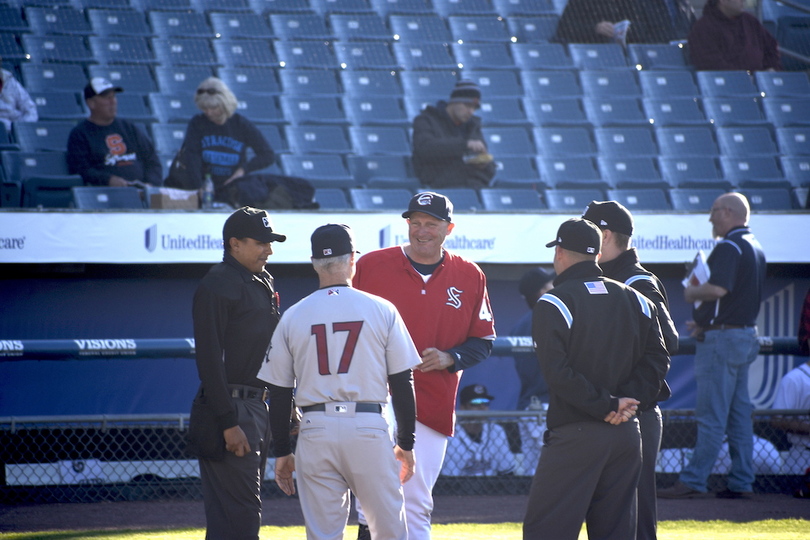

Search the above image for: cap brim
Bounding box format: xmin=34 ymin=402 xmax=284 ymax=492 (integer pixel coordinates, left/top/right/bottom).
xmin=255 ymin=232 xmax=286 ymax=243
xmin=545 ymin=240 xmax=559 ymax=248
xmin=402 ymin=209 xmax=450 ymax=222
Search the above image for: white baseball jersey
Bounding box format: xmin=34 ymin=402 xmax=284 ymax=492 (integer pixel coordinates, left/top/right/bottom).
xmin=257 ymin=285 xmax=421 ymax=405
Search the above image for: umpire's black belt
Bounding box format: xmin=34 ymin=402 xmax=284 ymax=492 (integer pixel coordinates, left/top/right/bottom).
xmin=228 ymin=384 xmax=269 ymax=401
xmin=300 ymin=403 xmax=382 ymax=414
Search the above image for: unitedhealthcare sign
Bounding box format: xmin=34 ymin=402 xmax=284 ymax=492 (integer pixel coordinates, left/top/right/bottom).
xmin=144 ymin=224 xmax=222 ymax=253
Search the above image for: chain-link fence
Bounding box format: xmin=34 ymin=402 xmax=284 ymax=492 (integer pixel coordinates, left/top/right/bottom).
xmin=1 ymin=409 xmax=808 ymax=504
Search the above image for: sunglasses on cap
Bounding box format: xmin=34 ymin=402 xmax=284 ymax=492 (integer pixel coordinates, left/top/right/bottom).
xmin=467 ymin=398 xmax=490 ymax=406
xmin=196 ymin=88 xmax=219 ymax=95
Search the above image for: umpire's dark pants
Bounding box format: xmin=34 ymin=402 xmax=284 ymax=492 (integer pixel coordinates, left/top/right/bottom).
xmin=638 ymin=406 xmax=663 ymax=540
xmin=200 ymin=398 xmax=270 ymax=540
xmin=523 ymin=419 xmax=642 ymax=540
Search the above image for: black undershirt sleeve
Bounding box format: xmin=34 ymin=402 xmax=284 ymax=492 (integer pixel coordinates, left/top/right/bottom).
xmin=447 ymin=336 xmax=493 ymax=372
xmin=388 ymin=369 xmax=416 ymax=451
xmin=267 ymin=384 xmax=294 ymax=457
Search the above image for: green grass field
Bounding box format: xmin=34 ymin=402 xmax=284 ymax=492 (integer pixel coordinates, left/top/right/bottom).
xmin=1 ymin=520 xmax=809 ymax=540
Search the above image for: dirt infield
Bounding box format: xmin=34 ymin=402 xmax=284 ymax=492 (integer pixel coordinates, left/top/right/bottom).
xmin=1 ymin=494 xmax=809 ymax=533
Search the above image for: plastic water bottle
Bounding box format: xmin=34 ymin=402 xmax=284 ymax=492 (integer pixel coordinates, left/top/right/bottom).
xmin=202 ymin=174 xmax=214 ymax=210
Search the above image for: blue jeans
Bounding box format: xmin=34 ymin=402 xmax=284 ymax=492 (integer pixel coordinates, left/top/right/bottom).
xmin=680 ymin=328 xmax=759 ymax=493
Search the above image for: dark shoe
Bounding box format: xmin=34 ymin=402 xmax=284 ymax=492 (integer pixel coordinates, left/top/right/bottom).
xmin=357 ymin=523 xmax=371 ymax=540
xmin=657 ymin=481 xmax=704 ymax=499
xmin=716 ymin=488 xmax=753 ymax=499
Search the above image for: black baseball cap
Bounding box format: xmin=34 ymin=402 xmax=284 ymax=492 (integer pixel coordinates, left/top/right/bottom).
xmin=402 ymin=192 xmax=453 ymax=222
xmin=519 ymin=267 xmax=555 ymax=299
xmin=84 ymin=77 xmax=123 ymax=100
xmin=223 ymin=206 xmax=287 ymax=244
xmin=546 ymin=218 xmax=601 ymax=255
xmin=459 ymin=384 xmax=495 ymax=405
xmin=311 ymin=223 xmax=358 ymax=259
xmin=582 ymin=200 xmax=634 ymax=236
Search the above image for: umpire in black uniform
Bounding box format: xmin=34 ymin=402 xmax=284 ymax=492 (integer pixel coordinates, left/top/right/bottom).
xmin=523 ymin=218 xmax=669 ymax=540
xmin=189 ymin=206 xmax=286 ymax=540
xmin=583 ymin=201 xmax=678 ymax=540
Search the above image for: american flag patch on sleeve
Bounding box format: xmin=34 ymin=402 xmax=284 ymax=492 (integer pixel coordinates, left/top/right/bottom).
xmin=585 ymin=281 xmax=608 ymax=295
xmin=327 ymin=288 xmax=340 ymax=296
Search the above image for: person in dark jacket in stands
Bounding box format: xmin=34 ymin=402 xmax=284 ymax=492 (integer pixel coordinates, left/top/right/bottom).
xmin=411 ymin=80 xmax=496 ymax=190
xmin=554 ymin=0 xmax=695 ymax=44
xmin=688 ymin=0 xmax=781 ymax=71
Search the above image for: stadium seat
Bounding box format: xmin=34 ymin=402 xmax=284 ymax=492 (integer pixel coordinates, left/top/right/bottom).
xmin=252 ymin=123 xmax=286 ymax=154
xmin=1 ymin=180 xmax=22 ymax=207
xmin=22 ymin=176 xmax=84 ymax=208
xmin=755 ymin=71 xmax=810 ymax=98
xmin=14 ymin=122 xmax=76 ymax=153
xmin=21 ymin=64 xmax=89 ymax=94
xmin=520 ymin=70 xmax=582 ymax=98
xmin=506 ymin=15 xmax=559 ymax=43
xmin=583 ymin=97 xmax=648 ymax=127
xmin=340 ymin=70 xmax=403 ymax=97
xmin=113 ymin=93 xmax=156 ymax=123
xmin=154 ymin=66 xmax=214 ymax=94
xmin=655 ymin=126 xmax=719 ymax=157
xmin=669 ymin=187 xmax=727 ymax=212
xmin=189 ymin=0 xmax=252 ymax=11
xmin=329 ymin=13 xmax=391 ymax=41
xmin=89 ymin=36 xmax=157 ymax=65
xmin=313 ymin=187 xmax=351 ymax=210
xmin=720 ymin=156 xmax=789 ymax=188
xmin=594 ymin=127 xmax=658 ymax=157
xmin=213 ymin=39 xmax=278 ymax=68
xmin=148 ymin=94 xmax=199 ymax=124
xmin=544 ymin=187 xmax=606 ymax=212
xmin=151 ymin=123 xmax=189 ymax=156
xmin=642 ymin=98 xmax=709 ymax=127
xmin=776 ymin=127 xmax=810 ymax=156
xmin=491 ymin=156 xmax=544 ymax=187
xmin=278 ymin=69 xmax=341 ymax=96
xmin=280 ymin=96 xmax=348 ymax=125
xmin=578 ymin=70 xmax=641 ymax=98
xmin=739 ymin=187 xmax=796 ymax=210
xmin=511 ymin=43 xmax=574 ymax=70
xmin=533 ymin=126 xmax=596 ymax=156
xmin=0 ymin=34 xmax=26 ymax=63
xmin=795 ymin=186 xmax=809 ymax=208
xmin=598 ymin=156 xmax=665 ymax=188
xmin=433 ymin=188 xmax=482 ymax=211
xmin=477 ymin=97 xmax=530 ymax=127
xmin=389 ymin=14 xmax=452 ymax=43
xmin=275 ymin=40 xmax=339 ymax=69
xmin=492 ymin=0 xmax=557 ymax=16
xmin=761 ymin=98 xmax=810 ymax=128
xmin=346 ymin=155 xmax=413 ymax=185
xmin=523 ymin=98 xmax=588 ymax=126
xmin=153 ymin=38 xmax=217 ymax=66
xmin=218 ymin=66 xmax=282 ymax=95
xmin=483 ymin=127 xmax=536 ymax=157
xmin=606 ymin=188 xmax=672 ymax=210
xmin=638 ymin=70 xmax=700 ymax=99
xmin=25 ymin=6 xmax=92 ymax=35
xmin=89 ymin=65 xmax=159 ymax=95
xmin=452 ymin=42 xmax=517 ymax=70
xmin=403 ymin=96 xmax=436 ymax=120
xmin=369 ymin=0 xmax=432 ymax=15
xmin=148 ymin=10 xmax=213 ymax=38
xmin=269 ymin=13 xmax=335 ymax=40
xmin=249 ymin=0 xmax=313 ymax=13
xmin=1 ymin=150 xmax=77 ymax=184
xmin=658 ymin=156 xmax=728 ymax=188
xmin=342 ymin=96 xmax=409 ymax=126
xmin=701 ymin=97 xmax=768 ymax=126
xmin=280 ymin=154 xmax=356 ymax=187
xmin=349 ymin=126 xmax=411 ymax=155
xmin=715 ymin=126 xmax=778 ymax=157
xmin=627 ymin=43 xmax=688 ymax=70
xmin=781 ymin=156 xmax=810 ymax=187
xmin=71 ymin=186 xmax=145 ymax=209
xmin=696 ymin=71 xmax=758 ymax=98
xmin=365 ymin=175 xmax=421 ymax=190
xmin=448 ymin=15 xmax=511 ymax=43
xmin=236 ymin=95 xmax=284 ymax=124
xmin=0 ymin=6 xmax=28 ymax=33
xmin=284 ymin=125 xmax=351 ymax=154
xmin=334 ymin=42 xmax=399 ymax=70
xmin=461 ymin=70 xmax=524 ymax=98
xmin=209 ymin=11 xmax=275 ymax=39
xmin=480 ymin=187 xmax=546 ymax=210
xmin=309 ymin=0 xmax=375 ymax=15
xmin=537 ymin=156 xmax=605 ymax=189
xmin=350 ymin=188 xmax=413 ymax=210
xmin=22 ymin=35 xmax=95 ymax=64
xmin=399 ymin=71 xmax=458 ymax=101
xmin=432 ymin=0 xmax=497 ymax=17
xmin=568 ymin=43 xmax=628 ymax=70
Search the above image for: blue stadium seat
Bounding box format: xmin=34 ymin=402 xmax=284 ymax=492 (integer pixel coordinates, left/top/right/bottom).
xmin=583 ymin=97 xmax=648 ymax=127
xmin=114 ymin=93 xmax=156 ymax=123
xmin=89 ymin=65 xmax=159 ymax=95
xmin=87 ymin=8 xmax=151 ymax=36
xmin=189 ymin=0 xmax=252 ymax=11
xmin=669 ymin=187 xmax=727 ymax=211
xmin=149 ymin=94 xmax=199 ymax=124
xmin=594 ymin=127 xmax=658 ymax=157
xmin=755 ymin=71 xmax=810 ymax=98
xmin=658 ymin=156 xmax=728 ymax=188
xmin=762 ymin=98 xmax=810 ymax=128
xmin=209 ymin=11 xmax=275 ymax=39
xmin=340 ymin=70 xmax=403 ymax=97
xmin=213 ymin=39 xmax=278 ymax=68
xmin=511 ymin=43 xmax=574 ymax=70
xmin=642 ymin=98 xmax=709 ymax=127
xmin=278 ymin=69 xmax=341 ymax=96
xmin=368 ymin=0 xmax=432 ymax=15
xmin=22 ymin=35 xmax=95 ymax=64
xmin=483 ymin=127 xmax=536 ymax=156
xmin=461 ymin=70 xmax=524 ymax=98
xmin=89 ymin=36 xmax=157 ymax=64
xmin=478 ymin=97 xmax=530 ymax=127
xmin=342 ymin=96 xmax=409 ymax=126
xmin=433 ymin=0 xmax=497 ymax=17
xmin=655 ymin=126 xmax=719 ymax=157
xmin=346 ymin=155 xmax=413 ymax=185
xmin=399 ymin=70 xmax=458 ymax=100
xmin=275 ymin=40 xmax=339 ymax=69
xmin=21 ymin=64 xmax=88 ymax=94
xmin=236 ymin=95 xmax=284 ymax=124
xmin=448 ymin=15 xmax=511 ymax=42
xmin=715 ymin=126 xmax=778 ymax=157
xmin=720 ymin=156 xmax=789 ymax=188
xmin=284 ymin=125 xmax=351 ymax=154
xmin=150 ymin=123 xmax=188 ymax=156
xmin=0 ymin=6 xmax=28 ymax=33
xmin=154 ymin=66 xmax=214 ymax=94
xmin=492 ymin=0 xmax=557 ymax=16
xmin=334 ymin=42 xmax=399 ymax=70
xmin=607 ymin=188 xmax=671 ymax=210
xmin=153 ymin=38 xmax=217 ymax=66
xmin=249 ymin=0 xmax=314 ymax=14
xmin=533 ymin=126 xmax=596 ymax=156
xmin=329 ymin=13 xmax=391 ymax=41
xmin=433 ymin=188 xmax=483 ymax=211
xmin=578 ymin=70 xmax=640 ymax=98
xmin=523 ymin=97 xmax=588 ymax=126
xmin=255 ymin=123 xmax=287 ymax=153
xmin=1 ymin=150 xmax=76 ymax=183
xmin=148 ymin=10 xmax=213 ymax=38
xmin=25 ymin=6 xmax=92 ymax=35
xmin=796 ymin=186 xmax=809 ymax=208
xmin=280 ymin=96 xmax=348 ymax=125
xmin=638 ymin=70 xmax=699 ymax=99
xmin=218 ymin=66 xmax=282 ymax=95
xmin=701 ymin=97 xmax=768 ymax=127
xmin=480 ymin=187 xmax=546 ymax=210
xmin=22 ymin=175 xmax=84 ymax=208
xmin=453 ymin=42 xmax=517 ymax=70
xmin=520 ymin=70 xmax=582 ymax=98
xmin=776 ymin=127 xmax=810 ymax=156
xmin=491 ymin=156 xmax=544 ymax=187
xmin=696 ymin=71 xmax=759 ymax=98
xmin=403 ymin=96 xmax=437 ymax=119
xmin=537 ymin=156 xmax=606 ymax=189
xmin=280 ymin=154 xmax=356 ymax=187
xmin=269 ymin=13 xmax=335 ymax=40
xmin=314 ymin=187 xmax=351 ymax=210
xmin=740 ymin=187 xmax=796 ymax=210
xmin=1 ymin=180 xmax=22 ymax=208
xmin=309 ymin=0 xmax=375 ymax=15
xmin=544 ymin=187 xmax=606 ymax=212
xmin=568 ymin=43 xmax=628 ymax=70
xmin=0 ymin=34 xmax=26 ymax=63
xmin=781 ymin=156 xmax=810 ymax=187
xmin=598 ymin=156 xmax=665 ymax=188
xmin=14 ymin=121 xmax=76 ymax=153
xmin=365 ymin=176 xmax=421 ymax=190
xmin=506 ymin=15 xmax=559 ymax=43
xmin=388 ymin=14 xmax=452 ymax=43
xmin=349 ymin=126 xmax=411 ymax=155
xmin=627 ymin=43 xmax=688 ymax=70
xmin=350 ymin=187 xmax=414 ymax=210
xmin=71 ymin=186 xmax=145 ymax=209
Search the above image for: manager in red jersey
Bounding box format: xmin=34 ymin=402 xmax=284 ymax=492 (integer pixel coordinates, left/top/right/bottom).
xmin=353 ymin=192 xmax=496 ymax=540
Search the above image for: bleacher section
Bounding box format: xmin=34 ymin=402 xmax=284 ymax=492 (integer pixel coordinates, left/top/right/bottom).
xmin=0 ymin=0 xmax=808 ymax=210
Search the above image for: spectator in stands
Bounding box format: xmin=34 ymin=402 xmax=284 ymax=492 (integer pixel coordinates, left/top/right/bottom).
xmin=67 ymin=78 xmax=162 ymax=188
xmin=442 ymin=384 xmax=516 ymax=477
xmin=411 ymin=80 xmax=496 ymax=190
xmin=554 ymin=0 xmax=696 ymax=45
xmin=0 ymin=57 xmax=37 ymax=132
xmin=688 ymin=0 xmax=781 ymax=71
